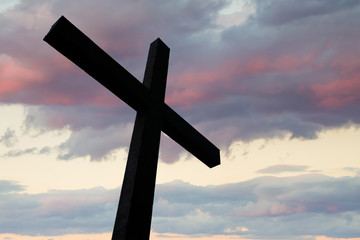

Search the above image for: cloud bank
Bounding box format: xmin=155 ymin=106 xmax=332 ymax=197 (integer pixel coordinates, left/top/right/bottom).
xmin=1 ymin=0 xmax=360 ymax=162
xmin=1 ymin=174 xmax=359 ymax=239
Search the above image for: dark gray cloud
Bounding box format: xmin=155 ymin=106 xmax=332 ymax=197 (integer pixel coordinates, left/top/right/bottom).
xmin=252 ymin=0 xmax=360 ymax=25
xmin=1 ymin=175 xmax=359 ymax=238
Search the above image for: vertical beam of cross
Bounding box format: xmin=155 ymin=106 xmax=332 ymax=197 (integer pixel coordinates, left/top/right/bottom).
xmin=111 ymin=39 xmax=169 ymax=239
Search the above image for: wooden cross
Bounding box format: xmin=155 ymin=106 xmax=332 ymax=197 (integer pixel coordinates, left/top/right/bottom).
xmin=44 ymin=16 xmax=220 ymax=240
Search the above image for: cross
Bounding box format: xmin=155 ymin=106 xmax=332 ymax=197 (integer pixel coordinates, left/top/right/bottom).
xmin=44 ymin=16 xmax=220 ymax=240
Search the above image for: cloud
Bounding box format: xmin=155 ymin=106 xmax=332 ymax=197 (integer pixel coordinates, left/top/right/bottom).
xmin=252 ymin=0 xmax=360 ymax=25
xmin=0 ymin=128 xmax=17 ymax=147
xmin=310 ymin=75 xmax=360 ymax=109
xmin=0 ymin=186 xmax=119 ymax=235
xmin=153 ymin=175 xmax=360 ymax=238
xmin=344 ymin=167 xmax=360 ymax=176
xmin=57 ymin=124 xmax=133 ymax=161
xmin=2 ymin=147 xmax=37 ymax=157
xmin=0 ymin=180 xmax=25 ymax=193
xmin=2 ymin=0 xmax=226 ymax=106
xmin=256 ymin=164 xmax=309 ymax=174
xmin=1 ymin=174 xmax=360 ymax=238
xmin=1 ymin=0 xmax=360 ymax=162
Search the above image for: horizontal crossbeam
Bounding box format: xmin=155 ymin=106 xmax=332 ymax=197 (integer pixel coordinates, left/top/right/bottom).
xmin=43 ymin=16 xmax=220 ymax=168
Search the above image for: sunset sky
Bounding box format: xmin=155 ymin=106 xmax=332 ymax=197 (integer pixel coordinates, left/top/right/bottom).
xmin=1 ymin=0 xmax=360 ymax=239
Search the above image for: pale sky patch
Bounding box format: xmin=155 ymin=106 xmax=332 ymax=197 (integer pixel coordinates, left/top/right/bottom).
xmin=0 ymin=0 xmax=20 ymax=13
xmin=156 ymin=126 xmax=360 ymax=186
xmin=217 ymin=0 xmax=255 ymax=27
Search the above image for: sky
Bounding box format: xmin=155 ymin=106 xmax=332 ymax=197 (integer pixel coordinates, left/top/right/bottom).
xmin=0 ymin=0 xmax=360 ymax=239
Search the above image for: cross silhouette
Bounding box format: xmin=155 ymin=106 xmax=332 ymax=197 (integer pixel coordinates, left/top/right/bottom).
xmin=44 ymin=16 xmax=220 ymax=240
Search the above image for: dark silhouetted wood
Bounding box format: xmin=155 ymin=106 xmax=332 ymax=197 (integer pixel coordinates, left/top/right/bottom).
xmin=44 ymin=16 xmax=220 ymax=240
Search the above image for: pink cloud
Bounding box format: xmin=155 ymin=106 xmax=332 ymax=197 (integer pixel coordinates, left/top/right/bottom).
xmin=166 ymin=88 xmax=208 ymax=109
xmin=37 ymin=188 xmax=116 ymax=218
xmin=0 ymin=55 xmax=45 ymax=95
xmin=325 ymin=205 xmax=338 ymax=213
xmin=0 ymin=53 xmax=120 ymax=106
xmin=166 ymin=52 xmax=317 ymax=109
xmin=237 ymin=53 xmax=317 ymax=76
xmin=232 ymin=200 xmax=306 ymax=217
xmin=308 ymin=44 xmax=360 ymax=107
xmin=225 ymin=52 xmax=318 ymax=84
xmin=310 ymin=75 xmax=360 ymax=109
